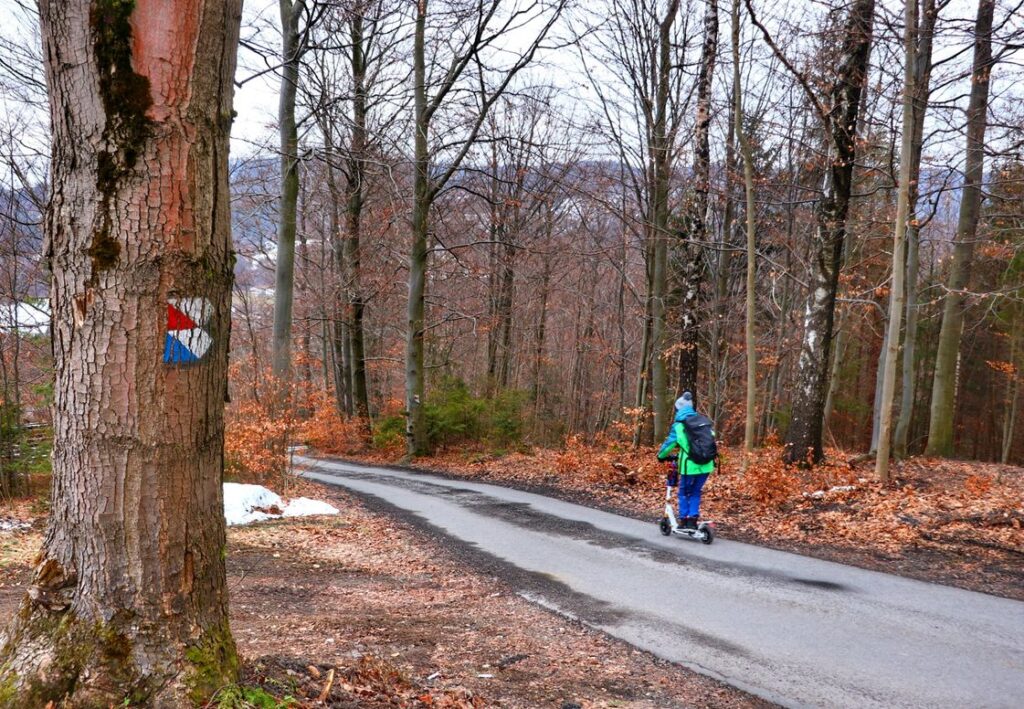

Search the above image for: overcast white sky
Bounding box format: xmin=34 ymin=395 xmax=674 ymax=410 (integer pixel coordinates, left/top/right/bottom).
xmin=0 ymin=0 xmax=1020 ymax=169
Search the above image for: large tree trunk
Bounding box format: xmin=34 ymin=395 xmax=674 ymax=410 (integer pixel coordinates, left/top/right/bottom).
xmin=271 ymin=0 xmax=305 ymax=379
xmin=875 ymin=0 xmax=917 ymax=481
xmin=782 ymin=0 xmax=875 ymax=465
xmin=0 ymin=1 xmax=242 ymax=705
xmin=925 ymin=0 xmax=994 ymax=457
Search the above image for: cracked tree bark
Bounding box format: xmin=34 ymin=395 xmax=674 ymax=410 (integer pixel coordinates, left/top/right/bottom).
xmin=0 ymin=1 xmax=242 ymax=705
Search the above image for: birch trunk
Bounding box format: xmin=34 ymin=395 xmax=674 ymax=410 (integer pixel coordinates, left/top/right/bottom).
xmin=782 ymin=0 xmax=875 ymax=465
xmin=925 ymin=0 xmax=994 ymax=457
xmin=678 ymin=0 xmax=717 ymax=404
xmin=0 ymin=1 xmax=242 ymax=704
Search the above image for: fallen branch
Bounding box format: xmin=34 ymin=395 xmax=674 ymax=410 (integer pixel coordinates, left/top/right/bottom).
xmin=317 ymin=667 xmax=335 ymax=703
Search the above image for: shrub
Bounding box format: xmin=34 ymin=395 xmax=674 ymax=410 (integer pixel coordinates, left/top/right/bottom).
xmin=224 ymin=395 xmax=292 ymax=484
xmin=421 ymin=376 xmax=529 ymax=452
xmin=372 ymin=414 xmax=406 ymax=453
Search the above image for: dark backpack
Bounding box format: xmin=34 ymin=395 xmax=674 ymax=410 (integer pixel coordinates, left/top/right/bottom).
xmin=682 ymin=414 xmax=717 ymax=466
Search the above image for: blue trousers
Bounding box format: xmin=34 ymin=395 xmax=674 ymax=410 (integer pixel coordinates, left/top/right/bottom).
xmin=678 ymin=473 xmax=709 ymax=519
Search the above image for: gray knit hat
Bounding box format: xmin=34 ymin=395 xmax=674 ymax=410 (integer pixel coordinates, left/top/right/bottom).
xmin=674 ymin=391 xmax=694 ymax=411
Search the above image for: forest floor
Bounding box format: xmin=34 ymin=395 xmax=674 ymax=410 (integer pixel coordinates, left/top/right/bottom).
xmin=0 ymin=489 xmax=767 ymax=708
xmin=331 ymin=442 xmax=1024 ymax=602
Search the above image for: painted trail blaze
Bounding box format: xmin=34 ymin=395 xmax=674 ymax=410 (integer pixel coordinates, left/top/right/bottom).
xmin=164 ymin=298 xmax=212 ymax=364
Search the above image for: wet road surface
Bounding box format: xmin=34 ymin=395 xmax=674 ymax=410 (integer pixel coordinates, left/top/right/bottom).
xmin=295 ymin=454 xmax=1024 ymax=709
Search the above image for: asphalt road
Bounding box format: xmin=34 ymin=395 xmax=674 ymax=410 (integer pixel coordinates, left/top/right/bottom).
xmin=295 ymin=454 xmax=1024 ymax=709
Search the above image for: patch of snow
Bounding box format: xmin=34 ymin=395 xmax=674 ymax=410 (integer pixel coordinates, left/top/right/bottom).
xmin=283 ymin=497 xmax=339 ymax=517
xmin=803 ymin=485 xmax=857 ymax=500
xmin=0 ymin=518 xmax=31 ymax=533
xmin=223 ymin=482 xmax=338 ymax=526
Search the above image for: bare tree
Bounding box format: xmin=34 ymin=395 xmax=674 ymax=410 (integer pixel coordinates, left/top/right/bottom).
xmin=405 ymin=0 xmax=565 ymax=455
xmin=747 ymin=0 xmax=877 ymax=465
xmin=876 ymin=0 xmax=919 ymax=481
xmin=893 ymin=0 xmax=941 ymax=458
xmin=731 ymin=0 xmax=758 ymax=460
xmin=926 ymin=0 xmax=996 ymax=457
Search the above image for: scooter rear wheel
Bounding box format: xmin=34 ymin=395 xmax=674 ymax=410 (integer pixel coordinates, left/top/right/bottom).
xmin=659 ymin=517 xmax=672 ymax=536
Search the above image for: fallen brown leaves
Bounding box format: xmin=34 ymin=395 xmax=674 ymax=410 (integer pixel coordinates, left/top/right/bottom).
xmin=225 ymin=491 xmax=766 ymax=708
xmin=0 ymin=491 xmax=766 ymax=708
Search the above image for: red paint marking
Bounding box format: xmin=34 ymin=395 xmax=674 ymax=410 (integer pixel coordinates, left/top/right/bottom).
xmin=167 ymin=303 xmax=197 ymax=331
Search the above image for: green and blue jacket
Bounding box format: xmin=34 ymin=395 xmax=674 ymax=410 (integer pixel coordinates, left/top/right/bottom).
xmin=656 ymin=406 xmax=715 ymax=475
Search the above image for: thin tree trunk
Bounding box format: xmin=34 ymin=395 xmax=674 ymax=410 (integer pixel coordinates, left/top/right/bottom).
xmin=406 ymin=0 xmax=430 ymax=455
xmin=870 ymin=320 xmax=889 ymax=452
xmin=323 ymin=123 xmax=353 ymax=416
xmin=633 ymin=236 xmax=654 ymax=447
xmin=712 ymin=97 xmax=736 ymax=427
xmin=1001 ymin=321 xmax=1020 ymax=463
xmin=925 ymin=0 xmax=994 ymax=457
xmin=618 ymin=223 xmax=628 ymax=408
xmin=894 ymin=0 xmax=938 ymax=458
xmin=0 ymin=2 xmax=242 ymax=703
xmin=533 ymin=256 xmax=551 ymax=405
xmin=875 ymin=0 xmax=917 ymax=481
xmin=272 ymin=0 xmax=305 ymax=380
xmin=732 ymin=0 xmax=757 ymax=459
xmin=650 ymin=0 xmax=681 ymax=441
xmin=486 ymin=140 xmax=502 ymax=389
xmin=782 ymin=0 xmax=876 ymax=465
xmin=346 ymin=8 xmax=370 ymax=420
xmin=677 ymin=0 xmax=716 ymax=404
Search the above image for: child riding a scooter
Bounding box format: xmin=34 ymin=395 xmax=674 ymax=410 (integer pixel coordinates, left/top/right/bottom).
xmin=657 ymin=392 xmax=717 ymax=538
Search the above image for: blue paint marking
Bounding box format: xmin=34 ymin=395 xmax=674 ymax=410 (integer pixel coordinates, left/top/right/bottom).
xmin=163 ymin=333 xmax=200 ymax=364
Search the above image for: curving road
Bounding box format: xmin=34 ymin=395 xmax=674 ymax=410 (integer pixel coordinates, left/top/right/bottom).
xmin=295 ymin=455 xmax=1024 ymax=709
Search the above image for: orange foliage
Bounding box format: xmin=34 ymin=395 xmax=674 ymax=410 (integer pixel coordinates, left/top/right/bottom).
xmin=298 ymin=391 xmax=369 ymax=456
xmin=224 ymin=392 xmax=293 ymax=485
xmin=964 ymin=473 xmax=992 ymax=497
xmin=737 ymin=453 xmax=802 ymax=508
xmin=225 ymin=359 xmax=370 ymax=485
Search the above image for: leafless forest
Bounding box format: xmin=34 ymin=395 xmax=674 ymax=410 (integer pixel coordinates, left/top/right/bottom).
xmin=1 ymin=0 xmax=1023 ymax=492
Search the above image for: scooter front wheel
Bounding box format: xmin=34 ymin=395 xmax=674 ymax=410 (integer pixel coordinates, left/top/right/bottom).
xmin=700 ymin=525 xmax=714 ymax=545
xmin=659 ymin=517 xmax=672 ymax=536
